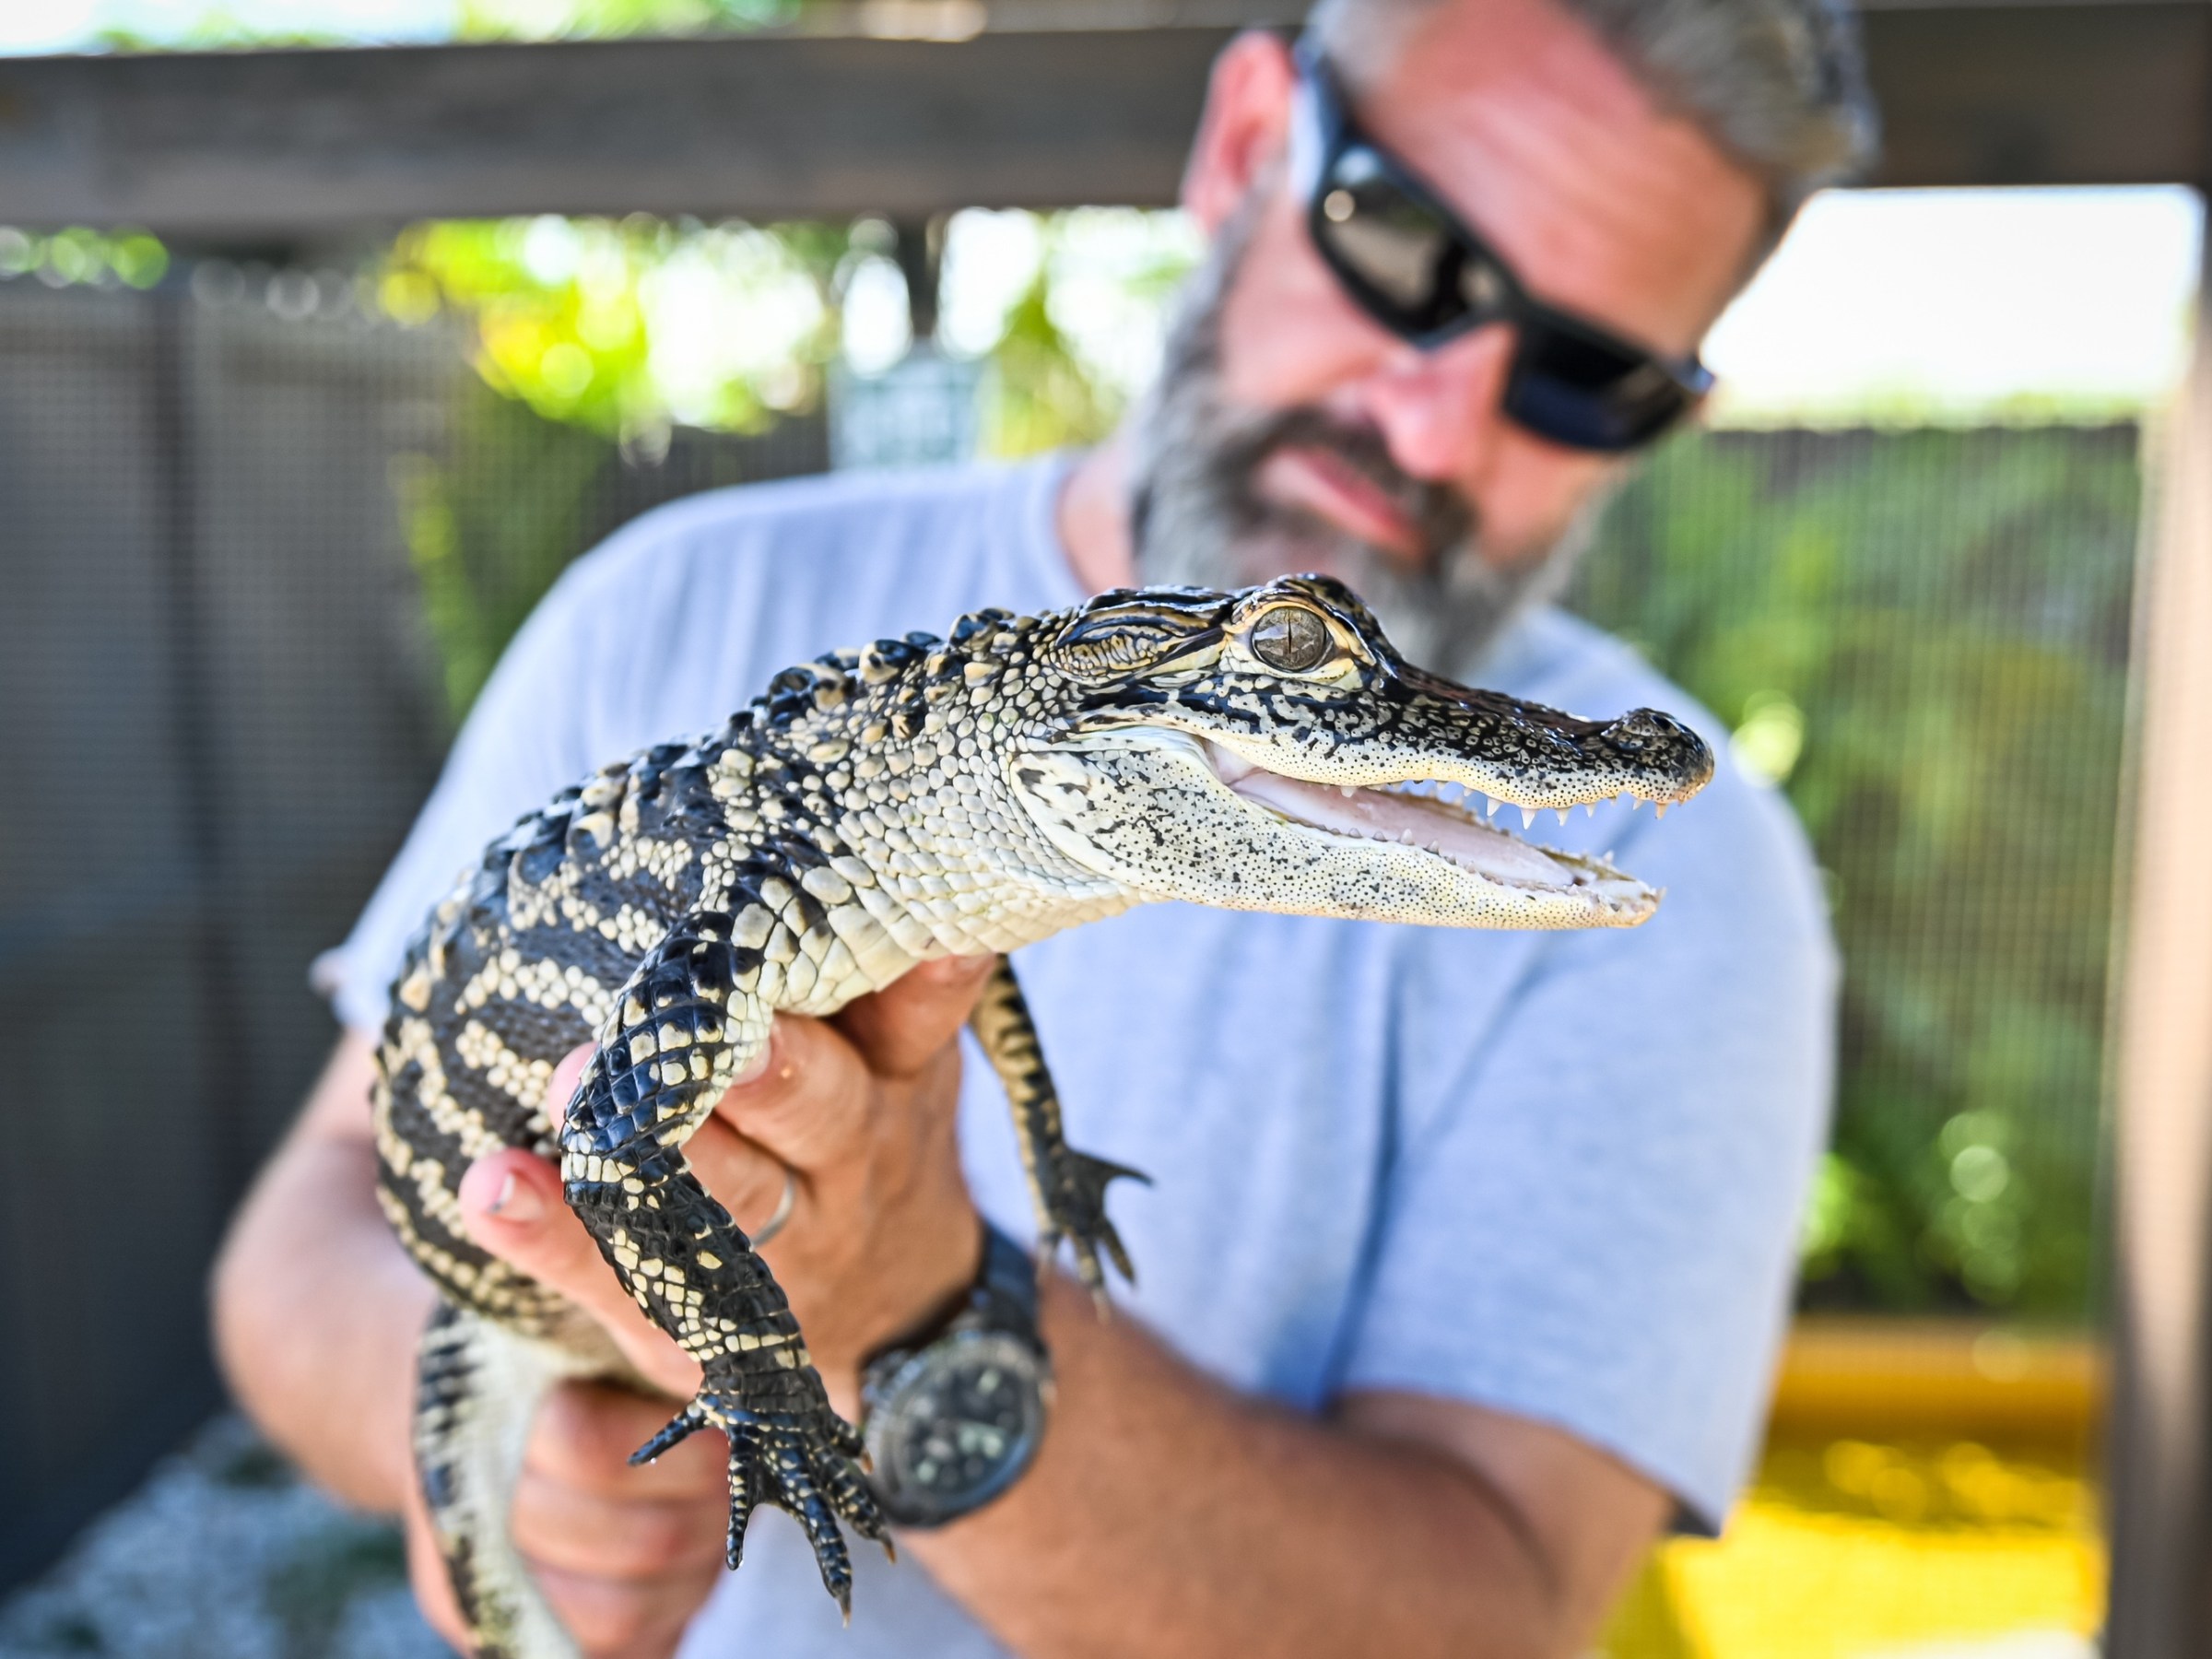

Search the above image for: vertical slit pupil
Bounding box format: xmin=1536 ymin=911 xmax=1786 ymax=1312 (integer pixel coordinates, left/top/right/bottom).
xmin=1253 ymin=608 xmax=1330 ymax=672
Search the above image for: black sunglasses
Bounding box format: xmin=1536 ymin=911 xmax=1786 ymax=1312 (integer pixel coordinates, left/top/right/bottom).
xmin=1289 ymin=38 xmax=1713 ymax=453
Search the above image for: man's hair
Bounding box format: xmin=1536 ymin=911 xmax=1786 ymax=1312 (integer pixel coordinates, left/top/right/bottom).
xmin=1304 ymin=0 xmax=1878 ymax=229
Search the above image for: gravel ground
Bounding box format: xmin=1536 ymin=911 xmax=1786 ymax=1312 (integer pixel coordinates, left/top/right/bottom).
xmin=0 ymin=1416 xmax=448 ymax=1659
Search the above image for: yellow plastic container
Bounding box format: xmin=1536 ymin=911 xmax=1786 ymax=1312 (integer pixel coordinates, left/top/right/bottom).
xmin=1598 ymin=1320 xmax=2105 ymax=1659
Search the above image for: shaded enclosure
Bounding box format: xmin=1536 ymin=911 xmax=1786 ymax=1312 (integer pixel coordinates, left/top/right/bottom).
xmin=1575 ymin=426 xmax=2140 ymax=1323
xmin=0 ymin=267 xmax=2148 ymax=1636
xmin=0 ymin=276 xmax=822 ymax=1586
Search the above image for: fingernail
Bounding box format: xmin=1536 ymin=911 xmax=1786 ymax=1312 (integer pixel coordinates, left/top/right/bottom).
xmin=731 ymin=1033 xmax=775 ymax=1088
xmin=485 ymin=1171 xmax=543 ymax=1223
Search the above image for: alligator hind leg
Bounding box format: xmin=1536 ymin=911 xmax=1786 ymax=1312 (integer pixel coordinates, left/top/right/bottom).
xmin=558 ymin=909 xmax=888 ymax=1615
xmin=970 ymin=957 xmax=1150 ymax=1303
xmin=414 ymin=1300 xmax=605 ymax=1659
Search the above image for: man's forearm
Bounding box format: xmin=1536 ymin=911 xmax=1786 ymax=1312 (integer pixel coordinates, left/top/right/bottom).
xmin=910 ymin=1274 xmax=1565 ymax=1659
xmin=212 ymin=1041 xmax=432 ymax=1512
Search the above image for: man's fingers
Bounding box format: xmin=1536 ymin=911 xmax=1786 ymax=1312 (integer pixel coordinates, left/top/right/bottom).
xmin=836 ymin=954 xmax=999 ymax=1078
xmin=530 ymin=1561 xmax=714 ymax=1659
xmin=526 ymin=1380 xmax=724 ymax=1500
xmin=685 ymin=1117 xmax=800 ymax=1239
xmin=456 ymin=1150 xmax=701 ymax=1401
xmin=712 ymin=1014 xmax=874 ymax=1171
xmin=550 ymin=1044 xmax=784 ymax=1230
xmin=510 ymin=1467 xmax=724 ymax=1579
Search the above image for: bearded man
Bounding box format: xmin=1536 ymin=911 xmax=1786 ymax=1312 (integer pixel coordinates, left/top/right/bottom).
xmin=214 ymin=1 xmax=1874 ymax=1653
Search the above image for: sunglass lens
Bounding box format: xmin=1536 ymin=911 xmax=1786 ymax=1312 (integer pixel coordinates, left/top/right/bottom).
xmin=1318 ymin=149 xmax=1464 ymax=327
xmin=1511 ymin=325 xmax=1690 ymax=451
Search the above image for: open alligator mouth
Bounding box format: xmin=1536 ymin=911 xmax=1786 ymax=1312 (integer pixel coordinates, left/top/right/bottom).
xmin=1199 ymin=739 xmax=1652 ymax=900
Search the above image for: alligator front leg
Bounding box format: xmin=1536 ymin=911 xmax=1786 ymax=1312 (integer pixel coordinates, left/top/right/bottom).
xmin=970 ymin=957 xmax=1149 ymax=1304
xmin=557 ymin=909 xmax=888 ymax=1616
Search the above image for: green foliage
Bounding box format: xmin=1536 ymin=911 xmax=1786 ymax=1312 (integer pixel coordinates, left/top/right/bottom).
xmin=970 ymin=208 xmax=1201 ymax=459
xmin=394 ymin=382 xmax=626 ymax=722
xmin=1573 ymin=425 xmax=2140 ymax=1320
xmin=91 ymin=0 xmax=808 ymax=50
xmin=0 ymin=227 xmax=168 ymax=289
xmin=453 ymin=0 xmax=803 ymax=37
xmin=981 ymin=271 xmax=1119 ymax=456
xmin=378 ymin=217 xmax=850 ymax=442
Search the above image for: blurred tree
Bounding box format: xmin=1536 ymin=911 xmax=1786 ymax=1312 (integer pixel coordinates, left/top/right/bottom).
xmin=393 ymin=382 xmax=616 ymax=722
xmin=378 ymin=217 xmax=850 ymax=443
xmin=92 ymin=0 xmax=812 ymax=50
xmin=454 ymin=0 xmax=804 ymax=36
xmin=1572 ymin=425 xmax=2140 ymax=1321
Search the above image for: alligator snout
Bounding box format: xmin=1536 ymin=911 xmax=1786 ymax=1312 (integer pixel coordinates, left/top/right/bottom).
xmin=1596 ymin=709 xmax=1713 ymax=797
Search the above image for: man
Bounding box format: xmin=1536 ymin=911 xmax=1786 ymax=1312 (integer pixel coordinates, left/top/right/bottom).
xmin=213 ymin=0 xmax=1872 ymax=1653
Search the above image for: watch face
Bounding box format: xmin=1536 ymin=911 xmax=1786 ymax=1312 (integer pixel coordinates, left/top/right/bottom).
xmin=867 ymin=1330 xmax=1048 ymax=1525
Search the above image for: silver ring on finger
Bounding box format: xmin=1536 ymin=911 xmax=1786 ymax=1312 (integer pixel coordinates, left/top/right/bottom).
xmin=750 ymin=1165 xmax=799 ymax=1247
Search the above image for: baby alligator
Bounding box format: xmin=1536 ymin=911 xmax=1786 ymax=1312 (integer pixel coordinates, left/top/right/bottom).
xmin=374 ymin=574 xmax=1712 ymax=1656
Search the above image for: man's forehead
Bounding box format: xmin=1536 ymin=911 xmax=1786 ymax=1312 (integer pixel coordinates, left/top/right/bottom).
xmin=1343 ymin=0 xmax=1769 ymax=350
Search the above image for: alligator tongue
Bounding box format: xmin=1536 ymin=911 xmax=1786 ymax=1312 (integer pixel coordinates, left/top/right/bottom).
xmin=1220 ymin=767 xmax=1588 ymax=890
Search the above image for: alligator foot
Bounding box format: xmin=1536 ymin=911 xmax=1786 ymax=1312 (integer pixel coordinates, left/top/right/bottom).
xmin=969 ymin=957 xmax=1150 ymax=1304
xmin=633 ymin=1389 xmax=888 ymax=1618
xmin=1041 ymin=1147 xmax=1150 ymax=1304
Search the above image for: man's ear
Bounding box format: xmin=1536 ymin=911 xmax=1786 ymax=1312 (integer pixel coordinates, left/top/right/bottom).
xmin=1180 ymin=29 xmax=1300 ymax=234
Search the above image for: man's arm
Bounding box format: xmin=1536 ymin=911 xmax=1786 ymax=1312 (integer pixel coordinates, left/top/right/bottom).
xmin=210 ymin=1033 xmax=734 ymax=1657
xmin=212 ymin=1034 xmax=429 ymax=1511
xmin=447 ymin=964 xmax=1669 ymax=1659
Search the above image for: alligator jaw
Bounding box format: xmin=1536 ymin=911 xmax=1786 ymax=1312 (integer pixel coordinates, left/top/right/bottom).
xmin=1199 ymin=739 xmax=1651 ymax=901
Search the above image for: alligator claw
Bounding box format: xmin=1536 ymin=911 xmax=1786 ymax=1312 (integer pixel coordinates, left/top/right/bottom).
xmin=640 ymin=1390 xmax=885 ymax=1610
xmin=1045 ymin=1150 xmax=1150 ymax=1302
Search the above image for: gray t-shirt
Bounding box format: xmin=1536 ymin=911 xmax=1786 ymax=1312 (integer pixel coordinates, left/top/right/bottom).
xmin=324 ymin=456 xmax=1836 ymax=1656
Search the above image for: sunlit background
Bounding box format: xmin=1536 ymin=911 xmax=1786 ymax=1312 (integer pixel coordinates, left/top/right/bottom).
xmin=0 ymin=3 xmax=2204 ymax=1657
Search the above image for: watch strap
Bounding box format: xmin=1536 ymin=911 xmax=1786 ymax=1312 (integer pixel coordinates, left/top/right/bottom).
xmin=972 ymin=1222 xmax=1041 ymax=1335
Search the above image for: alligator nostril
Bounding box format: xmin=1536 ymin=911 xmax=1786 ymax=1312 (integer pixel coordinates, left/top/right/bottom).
xmin=1603 ymin=710 xmax=1688 ymax=754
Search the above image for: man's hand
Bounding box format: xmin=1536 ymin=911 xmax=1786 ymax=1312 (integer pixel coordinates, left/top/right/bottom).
xmin=226 ymin=953 xmax=1665 ymax=1659
xmin=401 ymin=1382 xmax=728 ymax=1659
xmin=459 ymin=951 xmax=995 ymax=1403
xmin=402 ymin=954 xmax=999 ymax=1658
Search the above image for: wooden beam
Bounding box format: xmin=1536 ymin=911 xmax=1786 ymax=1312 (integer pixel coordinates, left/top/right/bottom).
xmin=1861 ymin=2 xmax=2211 ymax=187
xmin=0 ymin=29 xmax=1236 ymax=236
xmin=0 ymin=4 xmax=2204 ymax=237
xmin=2104 ymin=240 xmax=2212 ymax=1659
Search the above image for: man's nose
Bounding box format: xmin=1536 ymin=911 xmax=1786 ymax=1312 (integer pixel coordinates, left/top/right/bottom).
xmin=1360 ymin=324 xmax=1518 ymax=484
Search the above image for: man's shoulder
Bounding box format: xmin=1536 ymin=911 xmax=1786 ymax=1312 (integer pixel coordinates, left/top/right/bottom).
xmin=565 ymin=459 xmax=1056 ymax=595
xmin=500 ymin=457 xmax=1075 ymax=756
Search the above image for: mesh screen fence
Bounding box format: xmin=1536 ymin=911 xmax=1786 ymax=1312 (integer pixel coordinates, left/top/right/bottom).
xmin=0 ymin=271 xmax=825 ymax=1587
xmin=1570 ymin=425 xmax=2139 ymax=1328
xmin=0 ymin=264 xmax=2141 ymax=1647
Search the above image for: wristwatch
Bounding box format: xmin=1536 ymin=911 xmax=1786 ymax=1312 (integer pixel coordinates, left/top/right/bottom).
xmin=858 ymin=1223 xmax=1053 ymax=1527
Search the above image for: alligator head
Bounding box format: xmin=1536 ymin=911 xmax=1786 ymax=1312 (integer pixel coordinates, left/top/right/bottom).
xmin=1000 ymin=574 xmax=1713 ymax=930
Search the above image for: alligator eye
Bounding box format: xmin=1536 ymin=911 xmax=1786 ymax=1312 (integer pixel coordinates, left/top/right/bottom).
xmin=1250 ymin=606 xmax=1331 ymax=673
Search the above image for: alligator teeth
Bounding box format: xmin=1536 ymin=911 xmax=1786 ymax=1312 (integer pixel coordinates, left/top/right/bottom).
xmin=1521 ymin=806 xmax=1537 ymax=830
xmin=1584 ymin=803 xmax=1596 ymax=818
xmin=1486 ymin=798 xmax=1501 ymax=819
xmin=1557 ymin=808 xmax=1571 ymax=828
xmin=1654 ymin=803 xmax=1669 ymax=820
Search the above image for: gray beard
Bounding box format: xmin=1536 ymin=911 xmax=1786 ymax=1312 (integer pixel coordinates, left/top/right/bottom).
xmin=1125 ymin=203 xmax=1597 ymax=683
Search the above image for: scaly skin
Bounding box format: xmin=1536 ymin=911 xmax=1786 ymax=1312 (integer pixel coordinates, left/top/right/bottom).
xmin=371 ymin=574 xmax=1712 ymax=1657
